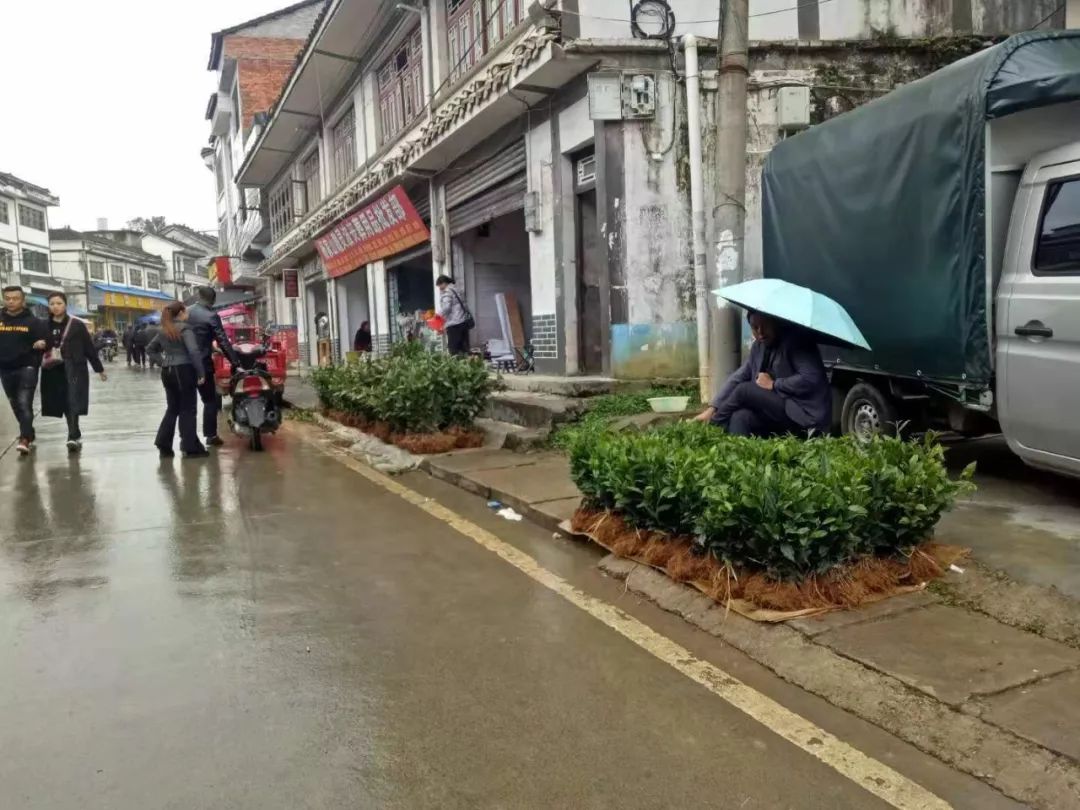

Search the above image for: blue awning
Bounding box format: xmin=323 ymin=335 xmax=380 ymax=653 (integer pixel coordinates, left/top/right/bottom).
xmin=90 ymin=283 xmax=174 ymax=301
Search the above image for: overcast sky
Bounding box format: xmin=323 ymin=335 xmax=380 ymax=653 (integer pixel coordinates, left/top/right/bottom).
xmin=1 ymin=0 xmax=292 ymax=235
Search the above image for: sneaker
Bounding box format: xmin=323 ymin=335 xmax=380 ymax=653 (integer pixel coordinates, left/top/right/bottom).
xmin=66 ymin=439 xmax=82 ymax=453
xmin=206 ymin=436 xmax=225 ymax=447
xmin=183 ymin=450 xmax=210 ymax=459
xmin=16 ymin=438 xmax=30 ymax=456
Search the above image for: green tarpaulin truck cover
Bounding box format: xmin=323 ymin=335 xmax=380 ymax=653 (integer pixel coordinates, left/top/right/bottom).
xmin=762 ymin=32 xmax=1080 ymax=388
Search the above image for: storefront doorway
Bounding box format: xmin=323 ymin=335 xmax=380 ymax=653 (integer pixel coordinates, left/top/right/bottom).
xmin=575 ymin=151 xmax=604 ymax=373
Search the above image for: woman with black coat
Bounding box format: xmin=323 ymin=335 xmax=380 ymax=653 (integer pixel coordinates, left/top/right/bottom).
xmin=40 ymin=293 xmax=107 ymax=452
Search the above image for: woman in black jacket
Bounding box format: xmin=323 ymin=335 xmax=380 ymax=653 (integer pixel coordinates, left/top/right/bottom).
xmin=40 ymin=292 xmax=107 ymax=452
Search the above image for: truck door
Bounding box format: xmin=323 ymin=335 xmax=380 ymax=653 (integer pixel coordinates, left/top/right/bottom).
xmin=1001 ymin=158 xmax=1080 ymax=467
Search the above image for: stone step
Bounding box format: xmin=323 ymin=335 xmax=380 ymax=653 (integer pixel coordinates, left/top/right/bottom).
xmin=495 ymin=374 xmax=696 ymax=398
xmin=483 ymin=391 xmax=587 ymax=429
xmin=473 ymin=418 xmax=550 ymax=451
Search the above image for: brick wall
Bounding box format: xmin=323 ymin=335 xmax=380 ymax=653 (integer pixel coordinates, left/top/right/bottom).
xmin=223 ymin=35 xmax=307 ymax=133
xmin=531 ymin=313 xmax=557 ymax=359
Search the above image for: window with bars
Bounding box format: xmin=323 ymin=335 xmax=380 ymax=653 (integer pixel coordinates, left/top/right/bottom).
xmin=128 ymin=268 xmax=144 ymax=287
xmin=146 ymin=271 xmax=160 ymax=290
xmin=332 ymin=107 xmax=357 ymax=188
xmin=21 ymin=249 xmax=48 ymax=274
xmin=110 ymin=264 xmax=125 ymax=284
xmin=0 ymin=201 xmax=8 ymax=225
xmin=89 ymin=261 xmax=105 ymax=281
xmin=269 ymin=179 xmax=295 ymax=242
xmin=18 ymin=204 xmax=46 ymax=231
xmin=447 ymin=0 xmax=523 ymax=82
xmin=301 ymin=151 xmax=321 ymax=213
xmin=0 ymin=247 xmax=12 ymax=277
xmin=181 ymin=256 xmax=196 ymax=277
xmin=377 ymin=28 xmax=424 ymax=145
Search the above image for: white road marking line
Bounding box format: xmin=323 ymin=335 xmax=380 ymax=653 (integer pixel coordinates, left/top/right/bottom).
xmin=309 ymin=432 xmax=952 ymax=810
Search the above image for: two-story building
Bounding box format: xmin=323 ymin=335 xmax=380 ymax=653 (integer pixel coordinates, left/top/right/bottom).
xmin=49 ymin=229 xmax=172 ymax=331
xmin=0 ymin=172 xmax=63 ymax=314
xmin=134 ymin=229 xmax=216 ymax=301
xmin=228 ymin=0 xmax=1071 ymax=377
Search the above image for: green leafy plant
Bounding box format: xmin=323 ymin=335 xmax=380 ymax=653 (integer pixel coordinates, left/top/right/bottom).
xmin=568 ymin=424 xmax=975 ymax=580
xmin=552 ymin=386 xmax=699 ymax=449
xmin=310 ymin=344 xmax=494 ymax=434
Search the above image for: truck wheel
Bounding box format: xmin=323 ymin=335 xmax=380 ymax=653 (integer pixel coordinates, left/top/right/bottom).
xmin=841 ymin=382 xmax=898 ymax=441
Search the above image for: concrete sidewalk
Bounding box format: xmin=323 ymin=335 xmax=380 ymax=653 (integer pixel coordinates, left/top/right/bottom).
xmin=422 ymin=445 xmax=1080 ymax=808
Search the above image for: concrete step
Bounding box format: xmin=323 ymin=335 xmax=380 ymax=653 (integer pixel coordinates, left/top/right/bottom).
xmin=483 ymin=391 xmax=587 ymax=429
xmin=474 ymin=418 xmax=550 ymax=451
xmin=495 ymin=374 xmax=696 ymax=398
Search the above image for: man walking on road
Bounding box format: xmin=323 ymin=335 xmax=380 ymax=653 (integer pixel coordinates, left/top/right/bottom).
xmin=0 ymin=286 xmax=48 ymax=455
xmin=186 ymin=286 xmax=238 ymax=446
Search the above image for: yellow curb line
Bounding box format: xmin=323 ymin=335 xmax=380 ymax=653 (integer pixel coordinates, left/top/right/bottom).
xmin=299 ymin=425 xmax=951 ymax=810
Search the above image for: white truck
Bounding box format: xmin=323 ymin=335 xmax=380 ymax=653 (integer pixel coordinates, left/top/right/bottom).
xmin=762 ymin=31 xmax=1080 ymax=477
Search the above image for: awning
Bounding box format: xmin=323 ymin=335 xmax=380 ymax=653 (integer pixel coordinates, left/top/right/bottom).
xmin=91 ymin=283 xmax=173 ymax=301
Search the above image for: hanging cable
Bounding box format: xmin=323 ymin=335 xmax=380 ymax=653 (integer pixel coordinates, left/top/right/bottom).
xmin=630 ymin=0 xmax=676 ymax=40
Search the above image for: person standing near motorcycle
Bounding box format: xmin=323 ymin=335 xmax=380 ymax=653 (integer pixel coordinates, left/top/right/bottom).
xmin=40 ymin=293 xmax=107 ymax=453
xmin=0 ymin=286 xmax=48 ymax=456
xmin=131 ymin=324 xmax=150 ymax=368
xmin=122 ymin=325 xmax=135 ymax=366
xmin=146 ymin=301 xmax=207 ymax=458
xmin=186 ymin=286 xmax=238 ymax=446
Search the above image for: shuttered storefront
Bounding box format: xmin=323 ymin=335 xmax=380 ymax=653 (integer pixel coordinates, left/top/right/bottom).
xmin=445 ymin=140 xmax=526 ymax=236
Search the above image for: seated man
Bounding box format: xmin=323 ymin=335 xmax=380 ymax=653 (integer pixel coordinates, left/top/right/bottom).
xmin=695 ymin=311 xmax=831 ymax=437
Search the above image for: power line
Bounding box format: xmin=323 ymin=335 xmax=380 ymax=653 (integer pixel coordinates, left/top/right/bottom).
xmin=554 ymin=0 xmax=836 ymax=26
xmin=1029 ymin=3 xmax=1064 ymax=30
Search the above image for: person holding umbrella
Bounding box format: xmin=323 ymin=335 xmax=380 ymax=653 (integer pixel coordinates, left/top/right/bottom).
xmin=695 ymin=310 xmax=831 ymax=436
xmin=695 ymin=279 xmax=871 ymax=437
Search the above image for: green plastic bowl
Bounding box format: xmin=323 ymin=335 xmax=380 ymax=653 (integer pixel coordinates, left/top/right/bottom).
xmin=648 ymin=396 xmax=690 ymax=413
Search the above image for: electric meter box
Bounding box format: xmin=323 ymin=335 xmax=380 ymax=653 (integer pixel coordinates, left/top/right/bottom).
xmin=777 ymin=86 xmax=811 ymax=130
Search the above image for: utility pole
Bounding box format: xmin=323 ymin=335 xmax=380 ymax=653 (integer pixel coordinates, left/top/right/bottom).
xmin=710 ymin=0 xmax=750 ymax=395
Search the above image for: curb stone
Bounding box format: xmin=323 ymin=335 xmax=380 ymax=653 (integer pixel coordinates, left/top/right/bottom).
xmin=598 ymin=556 xmax=1080 ymax=810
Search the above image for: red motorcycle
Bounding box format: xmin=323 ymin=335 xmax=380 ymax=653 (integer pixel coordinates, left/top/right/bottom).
xmin=213 ymin=323 xmax=288 ymax=451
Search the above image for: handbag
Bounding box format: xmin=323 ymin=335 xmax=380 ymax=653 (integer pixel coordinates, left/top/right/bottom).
xmin=451 ymin=289 xmax=475 ymax=331
xmin=42 ymin=318 xmax=75 ymax=369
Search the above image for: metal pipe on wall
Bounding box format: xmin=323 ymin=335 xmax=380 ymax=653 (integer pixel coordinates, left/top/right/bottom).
xmin=683 ymin=35 xmax=712 ymax=402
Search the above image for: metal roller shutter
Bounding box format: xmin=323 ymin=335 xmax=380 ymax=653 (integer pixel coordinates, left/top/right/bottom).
xmin=447 ymin=173 xmax=527 ymax=236
xmin=411 ymin=191 xmax=430 ymax=222
xmin=444 ymin=140 xmax=526 ymax=210
xmin=385 ymin=243 xmax=433 ymax=269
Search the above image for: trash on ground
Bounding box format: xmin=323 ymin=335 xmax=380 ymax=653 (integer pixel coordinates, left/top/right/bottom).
xmin=487 ymin=500 xmax=503 ymax=509
xmin=950 ymin=564 xmax=966 ymax=574
xmin=497 ymin=508 xmax=523 ymax=521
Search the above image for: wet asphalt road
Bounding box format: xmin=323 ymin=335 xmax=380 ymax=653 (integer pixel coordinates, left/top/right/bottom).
xmin=0 ymin=370 xmax=1019 ymax=809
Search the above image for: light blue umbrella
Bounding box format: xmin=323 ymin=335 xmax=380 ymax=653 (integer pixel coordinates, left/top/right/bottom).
xmin=713 ymin=278 xmax=871 ymax=351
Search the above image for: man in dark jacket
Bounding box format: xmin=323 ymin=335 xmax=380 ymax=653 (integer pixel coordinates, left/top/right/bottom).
xmin=696 ymin=312 xmax=831 ymax=437
xmin=122 ymin=325 xmax=135 ymax=365
xmin=186 ymin=286 xmax=239 ymax=445
xmin=0 ymin=286 xmax=48 ymax=454
xmin=131 ymin=324 xmax=152 ymax=367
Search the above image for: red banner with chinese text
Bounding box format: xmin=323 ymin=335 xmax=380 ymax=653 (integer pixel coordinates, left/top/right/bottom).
xmin=315 ymin=186 xmax=430 ymax=278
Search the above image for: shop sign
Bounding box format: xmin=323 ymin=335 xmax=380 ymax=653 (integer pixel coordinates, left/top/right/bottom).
xmin=315 ymin=186 xmax=429 ymax=279
xmin=103 ymin=291 xmax=161 ymax=310
xmin=283 ymin=269 xmax=300 ymax=298
xmin=210 ymin=256 xmax=233 ymax=286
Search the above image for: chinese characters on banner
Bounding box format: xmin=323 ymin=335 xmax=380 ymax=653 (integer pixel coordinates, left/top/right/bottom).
xmin=315 ymin=186 xmax=430 ymax=278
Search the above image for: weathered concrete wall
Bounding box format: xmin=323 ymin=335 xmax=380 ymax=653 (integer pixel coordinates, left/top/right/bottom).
xmin=569 ymin=0 xmax=1064 ymax=43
